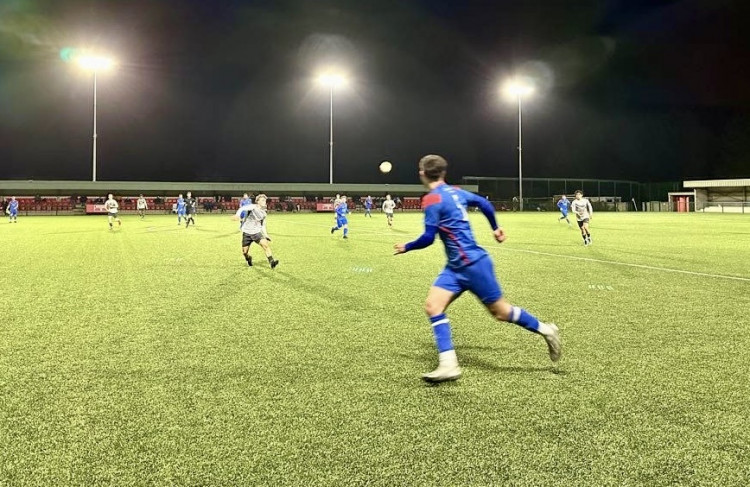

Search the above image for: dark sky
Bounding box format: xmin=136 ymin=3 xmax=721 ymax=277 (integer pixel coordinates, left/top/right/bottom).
xmin=1 ymin=0 xmax=748 ymax=183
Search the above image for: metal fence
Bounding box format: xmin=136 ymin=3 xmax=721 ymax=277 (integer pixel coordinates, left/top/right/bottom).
xmin=462 ymin=176 xmax=681 ymax=210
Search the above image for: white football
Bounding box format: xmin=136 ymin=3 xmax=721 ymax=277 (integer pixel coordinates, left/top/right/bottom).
xmin=379 ymin=161 xmax=392 ymax=173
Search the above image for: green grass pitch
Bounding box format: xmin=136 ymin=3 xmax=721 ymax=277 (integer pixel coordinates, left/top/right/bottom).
xmin=1 ymin=211 xmax=749 ymax=486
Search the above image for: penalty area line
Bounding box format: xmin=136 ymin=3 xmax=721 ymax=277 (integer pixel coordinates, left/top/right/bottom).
xmin=492 ymin=247 xmax=750 ymax=283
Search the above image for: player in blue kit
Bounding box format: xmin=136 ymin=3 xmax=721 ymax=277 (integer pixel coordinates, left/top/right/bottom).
xmin=394 ymin=155 xmax=561 ymax=383
xmin=330 ymin=195 xmax=349 ymax=239
xmin=176 ymin=194 xmax=186 ymax=225
xmin=238 ymin=193 xmax=252 ymax=229
xmin=364 ymin=195 xmax=373 ymax=218
xmin=557 ymin=194 xmax=571 ymax=225
xmin=6 ymin=197 xmax=19 ymax=223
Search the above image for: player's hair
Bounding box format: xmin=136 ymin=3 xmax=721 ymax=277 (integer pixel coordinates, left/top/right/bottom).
xmin=255 ymin=193 xmax=268 ymax=201
xmin=575 ymin=190 xmax=583 ymax=195
xmin=419 ymin=154 xmax=448 ymax=181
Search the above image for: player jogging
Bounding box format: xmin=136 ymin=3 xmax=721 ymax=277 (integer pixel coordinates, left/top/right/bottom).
xmin=330 ymin=195 xmax=349 ymax=239
xmin=6 ymin=197 xmax=18 ymax=223
xmin=234 ymin=194 xmax=279 ymax=269
xmin=557 ymin=195 xmax=571 ymax=225
xmin=185 ymin=192 xmax=197 ymax=227
xmin=570 ymin=190 xmax=593 ymax=246
xmin=137 ymin=194 xmax=148 ymax=219
xmin=364 ymin=195 xmax=373 ymax=218
xmin=382 ymin=194 xmax=396 ymax=227
xmin=394 ymin=154 xmax=561 ymax=383
xmin=104 ymin=194 xmax=122 ymax=230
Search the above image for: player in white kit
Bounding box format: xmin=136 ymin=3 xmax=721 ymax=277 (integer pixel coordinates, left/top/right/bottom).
xmin=136 ymin=194 xmax=148 ymax=219
xmin=382 ymin=194 xmax=396 ymax=227
xmin=234 ymin=194 xmax=279 ymax=269
xmin=570 ymin=190 xmax=593 ymax=246
xmin=104 ymin=194 xmax=122 ymax=230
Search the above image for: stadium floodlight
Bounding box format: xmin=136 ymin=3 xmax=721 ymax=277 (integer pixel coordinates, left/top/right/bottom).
xmin=316 ymin=71 xmax=349 ymax=184
xmin=76 ymin=55 xmax=115 ymax=72
xmin=75 ymin=54 xmax=116 ymax=182
xmin=502 ymin=78 xmax=534 ymax=211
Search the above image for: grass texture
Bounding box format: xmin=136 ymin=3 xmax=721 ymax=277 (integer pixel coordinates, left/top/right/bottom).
xmin=1 ymin=211 xmax=749 ymax=486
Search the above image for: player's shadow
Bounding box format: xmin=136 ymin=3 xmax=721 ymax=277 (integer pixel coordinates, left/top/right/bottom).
xmin=138 ymin=227 xmax=185 ymax=234
xmin=262 ymin=269 xmax=368 ymax=308
xmin=400 ymin=347 xmax=566 ymax=376
xmin=41 ymin=229 xmax=102 ymax=235
xmin=210 ymin=231 xmax=240 ymax=239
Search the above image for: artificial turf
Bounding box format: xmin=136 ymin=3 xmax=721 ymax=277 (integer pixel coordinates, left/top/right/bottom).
xmin=1 ymin=211 xmax=749 ymax=486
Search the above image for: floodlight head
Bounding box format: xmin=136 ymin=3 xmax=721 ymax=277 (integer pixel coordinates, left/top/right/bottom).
xmin=316 ymin=72 xmax=348 ymax=88
xmin=502 ymin=79 xmax=534 ymax=100
xmin=76 ymin=55 xmax=115 ymax=72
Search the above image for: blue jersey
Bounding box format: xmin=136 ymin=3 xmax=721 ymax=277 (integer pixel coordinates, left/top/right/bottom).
xmin=8 ymin=201 xmax=19 ymax=213
xmin=176 ymin=198 xmax=186 ymax=212
xmin=365 ymin=198 xmax=372 ymax=209
xmin=557 ymin=198 xmax=569 ymax=213
xmin=335 ymin=202 xmax=349 ymax=217
xmin=240 ymin=197 xmax=252 ymax=207
xmin=407 ymin=183 xmax=498 ymax=270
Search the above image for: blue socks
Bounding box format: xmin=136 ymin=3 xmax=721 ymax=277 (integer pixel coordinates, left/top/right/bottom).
xmin=343 ymin=227 xmax=348 ymax=237
xmin=509 ymin=306 xmax=541 ymax=333
xmin=430 ymin=314 xmax=454 ymax=352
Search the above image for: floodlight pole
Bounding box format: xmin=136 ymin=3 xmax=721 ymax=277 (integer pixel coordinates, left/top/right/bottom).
xmin=517 ymin=93 xmax=523 ymax=212
xmin=92 ymin=70 xmax=98 ymax=182
xmin=329 ymin=85 xmax=334 ymax=185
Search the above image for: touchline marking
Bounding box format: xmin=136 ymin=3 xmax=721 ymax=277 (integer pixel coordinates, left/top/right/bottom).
xmin=494 ymin=247 xmax=750 ymax=283
xmin=274 ymin=218 xmax=401 ymax=237
xmin=272 ymin=217 xmax=750 ymax=282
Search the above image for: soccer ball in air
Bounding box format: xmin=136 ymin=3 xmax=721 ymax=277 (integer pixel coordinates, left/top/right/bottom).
xmin=379 ymin=161 xmax=392 ymax=173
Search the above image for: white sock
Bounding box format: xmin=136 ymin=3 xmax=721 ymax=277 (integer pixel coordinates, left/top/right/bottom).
xmin=438 ymin=350 xmax=459 ymax=368
xmin=536 ymin=322 xmax=554 ymax=336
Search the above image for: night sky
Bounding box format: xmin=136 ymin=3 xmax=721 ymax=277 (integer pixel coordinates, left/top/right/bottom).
xmin=1 ymin=0 xmax=748 ymax=184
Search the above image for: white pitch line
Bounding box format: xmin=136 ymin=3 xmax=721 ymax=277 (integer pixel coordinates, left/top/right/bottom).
xmin=273 ymin=218 xmax=750 ymax=282
xmin=493 ymin=247 xmax=750 ymax=283
xmin=273 ymin=218 xmax=402 ymax=237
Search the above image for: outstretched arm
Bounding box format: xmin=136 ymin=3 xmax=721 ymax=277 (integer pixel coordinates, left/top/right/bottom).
xmin=395 ymin=224 xmax=438 ymax=254
xmin=462 ymin=191 xmax=499 ymax=231
xmin=394 ymin=198 xmax=440 ymax=254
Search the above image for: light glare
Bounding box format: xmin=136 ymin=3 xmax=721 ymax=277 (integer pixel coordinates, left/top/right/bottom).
xmin=316 ymin=72 xmax=348 ymax=88
xmin=76 ymin=55 xmax=115 ymax=71
xmin=502 ymin=80 xmax=534 ymax=99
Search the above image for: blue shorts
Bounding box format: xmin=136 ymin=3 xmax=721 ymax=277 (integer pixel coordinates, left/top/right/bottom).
xmin=177 ymin=210 xmax=186 ymax=216
xmin=336 ymin=216 xmax=348 ymax=227
xmin=9 ymin=210 xmax=17 ymax=216
xmin=433 ymin=256 xmax=503 ymax=304
xmin=239 ymin=210 xmax=247 ymax=219
xmin=559 ymin=210 xmax=568 ymax=216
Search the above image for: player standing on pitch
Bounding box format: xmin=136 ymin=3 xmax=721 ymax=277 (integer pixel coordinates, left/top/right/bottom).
xmin=6 ymin=197 xmax=19 ymax=223
xmin=137 ymin=194 xmax=148 ymax=220
xmin=364 ymin=195 xmax=373 ymax=218
xmin=570 ymin=190 xmax=593 ymax=246
xmin=234 ymin=194 xmax=279 ymax=269
xmin=394 ymin=155 xmax=561 ymax=383
xmin=185 ymin=192 xmax=197 ymax=228
xmin=176 ymin=194 xmax=186 ymax=225
xmin=382 ymin=194 xmax=396 ymax=227
xmin=105 ymin=194 xmax=122 ymax=230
